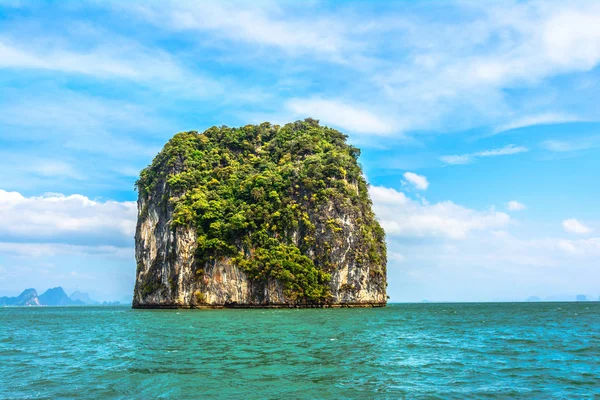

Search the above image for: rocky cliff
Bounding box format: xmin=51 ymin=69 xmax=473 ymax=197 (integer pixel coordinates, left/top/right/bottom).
xmin=39 ymin=287 xmax=84 ymax=306
xmin=0 ymin=289 xmax=40 ymax=306
xmin=133 ymin=119 xmax=387 ymax=308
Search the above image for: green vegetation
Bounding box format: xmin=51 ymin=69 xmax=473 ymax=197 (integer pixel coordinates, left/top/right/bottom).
xmin=136 ymin=119 xmax=385 ymax=304
xmin=193 ymin=290 xmax=206 ymax=304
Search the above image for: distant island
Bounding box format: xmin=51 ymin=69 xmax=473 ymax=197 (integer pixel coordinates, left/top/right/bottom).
xmin=0 ymin=287 xmax=126 ymax=307
xmin=525 ymin=294 xmax=598 ymax=302
xmin=133 ymin=119 xmax=387 ymax=308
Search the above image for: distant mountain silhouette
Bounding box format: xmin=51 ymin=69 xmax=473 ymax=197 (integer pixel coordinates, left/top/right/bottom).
xmin=39 ymin=287 xmax=84 ymax=306
xmin=70 ymin=291 xmax=99 ymax=305
xmin=0 ymin=288 xmax=40 ymax=306
xmin=1 ymin=287 xmax=129 ymax=306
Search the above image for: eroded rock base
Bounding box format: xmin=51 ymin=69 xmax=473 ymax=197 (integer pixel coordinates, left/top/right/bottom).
xmin=132 ymin=302 xmax=387 ymax=309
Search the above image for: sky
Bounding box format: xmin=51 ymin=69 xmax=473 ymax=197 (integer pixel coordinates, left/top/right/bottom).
xmin=0 ymin=0 xmax=599 ymax=302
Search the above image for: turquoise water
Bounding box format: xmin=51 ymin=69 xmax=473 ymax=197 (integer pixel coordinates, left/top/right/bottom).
xmin=1 ymin=303 xmax=599 ymax=399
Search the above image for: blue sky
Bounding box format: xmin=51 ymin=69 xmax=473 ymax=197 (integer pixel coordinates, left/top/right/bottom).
xmin=1 ymin=0 xmax=599 ymax=302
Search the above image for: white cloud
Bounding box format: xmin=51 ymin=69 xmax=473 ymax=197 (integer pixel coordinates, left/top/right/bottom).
xmin=7 ymin=1 xmax=600 ymax=140
xmin=563 ymin=218 xmax=592 ymax=234
xmin=493 ymin=113 xmax=584 ymax=135
xmin=441 ymin=144 xmax=529 ymax=165
xmin=467 ymin=3 xmax=600 ymax=86
xmin=0 ymin=242 xmax=132 ymax=259
xmin=0 ymin=40 xmax=137 ymax=78
xmin=439 ymin=155 xmax=472 ymax=165
xmin=0 ymin=189 xmax=136 ymax=247
xmin=369 ymin=2 xmax=600 ymax=135
xmin=476 ymin=145 xmax=530 ymax=157
xmin=556 ymin=237 xmax=600 ymax=255
xmin=542 ymin=9 xmax=600 ymax=70
xmin=0 ymin=39 xmax=184 ymax=83
xmin=541 ymin=135 xmax=600 ymax=152
xmin=370 ymin=186 xmax=510 ymax=239
xmin=286 ymin=98 xmax=396 ymax=135
xmin=6 ymin=1 xmax=600 ymax=140
xmin=506 ymin=201 xmax=526 ymax=211
xmin=386 ymin=226 xmax=600 ymax=301
xmin=122 ymin=2 xmax=350 ymax=59
xmin=557 ymin=239 xmax=578 ymax=254
xmin=370 ymin=183 xmax=599 ymax=300
xmin=0 ymin=37 xmax=222 ymax=98
xmin=29 ymin=160 xmax=84 ymax=180
xmin=402 ymin=172 xmax=429 ymax=190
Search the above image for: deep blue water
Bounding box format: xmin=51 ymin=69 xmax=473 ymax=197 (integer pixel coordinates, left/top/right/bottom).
xmin=1 ymin=303 xmax=599 ymax=399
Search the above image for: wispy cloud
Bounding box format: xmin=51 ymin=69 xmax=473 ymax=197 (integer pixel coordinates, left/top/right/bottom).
xmin=440 ymin=144 xmax=529 ymax=165
xmin=506 ymin=201 xmax=526 ymax=211
xmin=0 ymin=242 xmax=132 ymax=259
xmin=370 ymin=2 xmax=600 ymax=135
xmin=0 ymin=40 xmax=138 ymax=78
xmin=541 ymin=135 xmax=600 ymax=152
xmin=0 ymin=90 xmax=162 ymax=131
xmin=438 ymin=155 xmax=471 ymax=165
xmin=120 ymin=1 xmax=352 ymax=60
xmin=0 ymin=89 xmax=167 ymax=160
xmin=5 ymin=1 xmax=600 ymax=138
xmin=492 ymin=113 xmax=586 ymax=135
xmin=475 ymin=145 xmax=530 ymax=157
xmin=0 ymin=38 xmax=206 ymax=87
xmin=286 ymin=98 xmax=396 ymax=136
xmin=29 ymin=160 xmax=84 ymax=180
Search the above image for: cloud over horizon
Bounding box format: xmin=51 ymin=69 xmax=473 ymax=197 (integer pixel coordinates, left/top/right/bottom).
xmin=370 ymin=186 xmax=511 ymax=240
xmin=0 ymin=190 xmax=136 ymax=248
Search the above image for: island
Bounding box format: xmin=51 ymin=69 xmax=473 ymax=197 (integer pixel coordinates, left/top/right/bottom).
xmin=1 ymin=287 xmax=89 ymax=306
xmin=133 ymin=119 xmax=387 ymax=308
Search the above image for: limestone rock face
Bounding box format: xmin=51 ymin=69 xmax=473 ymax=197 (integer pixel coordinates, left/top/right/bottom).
xmin=0 ymin=289 xmax=40 ymax=307
xmin=133 ymin=120 xmax=387 ymax=308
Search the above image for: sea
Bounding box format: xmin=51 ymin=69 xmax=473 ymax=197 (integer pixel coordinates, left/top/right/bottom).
xmin=1 ymin=303 xmax=598 ymax=399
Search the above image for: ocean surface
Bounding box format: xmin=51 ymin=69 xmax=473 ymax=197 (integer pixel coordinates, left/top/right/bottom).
xmin=1 ymin=303 xmax=598 ymax=399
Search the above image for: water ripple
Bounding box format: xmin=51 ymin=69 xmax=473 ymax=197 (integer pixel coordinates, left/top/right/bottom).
xmin=1 ymin=303 xmax=599 ymax=399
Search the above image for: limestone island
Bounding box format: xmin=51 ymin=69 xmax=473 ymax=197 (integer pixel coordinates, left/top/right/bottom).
xmin=132 ymin=119 xmax=387 ymax=308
